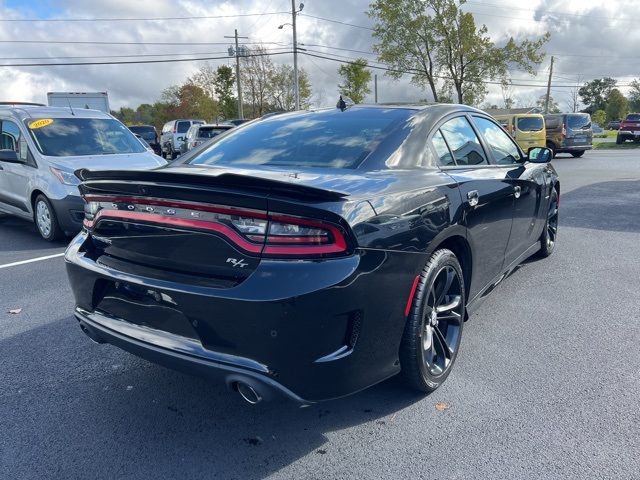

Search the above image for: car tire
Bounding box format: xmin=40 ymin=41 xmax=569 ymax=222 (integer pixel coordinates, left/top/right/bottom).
xmin=571 ymin=150 xmax=585 ymax=158
xmin=399 ymin=249 xmax=465 ymax=393
xmin=616 ymin=135 xmax=623 ymax=145
xmin=546 ymin=142 xmax=556 ymax=158
xmin=538 ymin=187 xmax=559 ymax=258
xmin=33 ymin=194 xmax=64 ymax=242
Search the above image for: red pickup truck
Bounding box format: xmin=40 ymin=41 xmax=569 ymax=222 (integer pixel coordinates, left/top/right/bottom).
xmin=616 ymin=113 xmax=640 ymax=144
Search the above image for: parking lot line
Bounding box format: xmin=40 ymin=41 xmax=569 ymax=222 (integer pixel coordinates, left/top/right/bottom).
xmin=0 ymin=252 xmax=65 ymax=270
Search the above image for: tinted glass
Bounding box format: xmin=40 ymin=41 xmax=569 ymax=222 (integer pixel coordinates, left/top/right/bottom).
xmin=440 ymin=116 xmax=488 ymax=166
xmin=544 ymin=116 xmax=561 ymax=129
xmin=626 ymin=114 xmax=640 ymax=122
xmin=129 ymin=126 xmax=156 ymax=141
xmin=432 ymin=130 xmax=455 ymax=166
xmin=567 ymin=114 xmax=591 ymax=129
xmin=517 ymin=117 xmax=544 ymax=131
xmin=188 ymin=108 xmax=412 ymax=169
xmin=27 ymin=118 xmax=146 ymax=157
xmin=473 ymin=117 xmax=521 ymax=165
xmin=198 ymin=127 xmax=231 ymax=138
xmin=177 ymin=121 xmax=191 ymax=133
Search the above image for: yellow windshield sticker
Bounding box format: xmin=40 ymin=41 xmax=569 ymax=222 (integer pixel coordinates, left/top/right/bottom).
xmin=29 ymin=118 xmax=54 ymax=129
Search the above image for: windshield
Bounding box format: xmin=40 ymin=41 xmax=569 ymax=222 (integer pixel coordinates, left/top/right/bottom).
xmin=128 ymin=126 xmax=156 ymax=141
xmin=626 ymin=114 xmax=640 ymax=122
xmin=27 ymin=118 xmax=146 ymax=157
xmin=198 ymin=127 xmax=231 ymax=139
xmin=567 ymin=114 xmax=591 ymax=129
xmin=517 ymin=117 xmax=544 ymax=132
xmin=188 ymin=108 xmax=411 ymax=169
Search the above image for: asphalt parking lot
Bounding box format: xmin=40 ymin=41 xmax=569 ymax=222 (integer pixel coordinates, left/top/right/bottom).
xmin=1 ymin=149 xmax=639 ymax=479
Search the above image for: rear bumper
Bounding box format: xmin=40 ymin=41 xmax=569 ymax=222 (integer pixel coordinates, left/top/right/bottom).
xmin=50 ymin=194 xmax=84 ymax=235
xmin=65 ymin=232 xmax=423 ymax=402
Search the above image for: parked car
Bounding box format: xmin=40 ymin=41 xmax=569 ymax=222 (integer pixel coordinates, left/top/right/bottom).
xmin=128 ymin=125 xmax=161 ymax=155
xmin=607 ymin=120 xmax=621 ymax=130
xmin=133 ymin=134 xmax=156 ymax=154
xmin=66 ymin=104 xmax=559 ymax=404
xmin=160 ymin=119 xmax=205 ymax=160
xmin=226 ymin=118 xmax=250 ymax=126
xmin=544 ymin=113 xmax=593 ymax=157
xmin=180 ymin=123 xmax=235 ymax=154
xmin=493 ymin=113 xmax=546 ymax=152
xmin=592 ymin=123 xmax=604 ymax=134
xmin=616 ymin=113 xmax=640 ymax=144
xmin=0 ymin=105 xmax=166 ymax=241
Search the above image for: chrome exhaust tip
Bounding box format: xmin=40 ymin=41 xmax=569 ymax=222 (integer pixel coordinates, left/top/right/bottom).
xmin=235 ymin=382 xmax=262 ymax=405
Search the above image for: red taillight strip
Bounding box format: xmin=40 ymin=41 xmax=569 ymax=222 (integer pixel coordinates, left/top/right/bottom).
xmin=84 ymin=210 xmax=263 ymax=253
xmin=404 ymin=275 xmax=421 ymax=318
xmin=83 ymin=195 xmax=268 ymax=219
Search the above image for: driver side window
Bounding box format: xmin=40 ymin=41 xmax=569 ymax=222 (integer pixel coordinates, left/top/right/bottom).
xmin=1 ymin=120 xmax=27 ymax=161
xmin=472 ymin=116 xmax=521 ymax=165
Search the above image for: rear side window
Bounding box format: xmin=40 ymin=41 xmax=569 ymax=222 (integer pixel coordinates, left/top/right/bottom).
xmin=440 ymin=116 xmax=488 ymax=166
xmin=626 ymin=114 xmax=640 ymax=122
xmin=177 ymin=121 xmax=190 ymax=133
xmin=1 ymin=120 xmax=28 ymax=161
xmin=431 ymin=130 xmax=455 ymax=166
xmin=567 ymin=114 xmax=591 ymax=129
xmin=198 ymin=127 xmax=230 ymax=138
xmin=517 ymin=117 xmax=544 ymax=132
xmin=544 ymin=116 xmax=561 ymax=129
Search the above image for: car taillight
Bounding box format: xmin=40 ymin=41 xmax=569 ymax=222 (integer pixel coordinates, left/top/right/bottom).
xmin=82 ymin=195 xmax=349 ymax=257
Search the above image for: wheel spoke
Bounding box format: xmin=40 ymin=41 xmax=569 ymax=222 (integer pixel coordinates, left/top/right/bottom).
xmin=437 ymin=310 xmax=463 ymax=324
xmin=436 ymin=295 xmax=461 ymax=314
xmin=433 ymin=326 xmax=453 ymax=359
xmin=435 ymin=267 xmax=455 ymax=307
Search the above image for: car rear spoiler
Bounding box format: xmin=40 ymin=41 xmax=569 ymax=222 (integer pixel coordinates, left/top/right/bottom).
xmin=75 ymin=168 xmax=350 ymax=201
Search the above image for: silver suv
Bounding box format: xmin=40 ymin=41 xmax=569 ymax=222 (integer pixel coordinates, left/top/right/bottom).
xmin=0 ymin=104 xmax=166 ymax=241
xmin=160 ymin=119 xmax=205 ymax=160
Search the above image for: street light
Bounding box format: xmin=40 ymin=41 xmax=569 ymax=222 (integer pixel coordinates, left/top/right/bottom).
xmin=278 ymin=2 xmax=304 ymax=110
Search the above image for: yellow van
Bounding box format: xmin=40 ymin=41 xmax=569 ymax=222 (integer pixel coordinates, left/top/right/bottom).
xmin=493 ymin=114 xmax=546 ymax=152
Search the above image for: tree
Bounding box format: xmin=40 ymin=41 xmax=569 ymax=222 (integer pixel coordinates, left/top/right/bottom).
xmin=606 ymin=88 xmax=628 ymax=121
xmin=591 ymin=109 xmax=606 ymax=127
xmin=214 ymin=65 xmax=237 ymax=119
xmin=368 ymin=0 xmax=549 ymax=105
xmin=188 ymin=63 xmax=218 ymax=99
xmin=566 ymin=78 xmax=582 ymax=113
xmin=501 ymin=80 xmax=515 ymax=109
xmin=269 ymin=65 xmax=312 ymax=111
xmin=241 ymin=45 xmax=275 ymax=117
xmin=337 ymin=58 xmax=372 ymax=103
xmin=536 ymin=94 xmax=560 ymax=113
xmin=161 ymin=83 xmax=218 ymax=120
xmin=629 ymin=79 xmax=640 ymax=112
xmin=578 ymin=77 xmax=617 ymax=113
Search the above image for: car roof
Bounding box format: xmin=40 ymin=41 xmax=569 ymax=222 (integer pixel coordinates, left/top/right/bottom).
xmin=198 ymin=124 xmax=234 ymax=128
xmin=0 ymin=104 xmax=112 ymax=121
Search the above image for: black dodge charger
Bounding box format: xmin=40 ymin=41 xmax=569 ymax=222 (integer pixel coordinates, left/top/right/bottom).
xmin=65 ymin=104 xmax=559 ymax=404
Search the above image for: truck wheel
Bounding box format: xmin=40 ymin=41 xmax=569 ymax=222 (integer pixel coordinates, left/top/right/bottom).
xmin=571 ymin=151 xmax=585 ymax=158
xmin=616 ymin=135 xmax=623 ymax=145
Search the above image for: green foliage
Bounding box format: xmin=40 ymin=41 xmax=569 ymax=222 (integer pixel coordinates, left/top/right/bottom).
xmin=337 ymin=58 xmax=372 ymax=103
xmin=368 ymin=0 xmax=549 ymax=105
xmin=269 ymin=65 xmax=312 ymax=110
xmin=535 ymin=94 xmax=560 ymax=113
xmin=578 ymin=77 xmax=617 ymax=113
xmin=629 ymin=79 xmax=640 ymax=112
xmin=214 ymin=65 xmax=237 ymax=119
xmin=606 ymin=89 xmax=628 ymax=121
xmin=591 ymin=110 xmax=607 ymax=126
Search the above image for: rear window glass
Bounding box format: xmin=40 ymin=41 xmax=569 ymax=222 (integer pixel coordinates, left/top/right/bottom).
xmin=567 ymin=114 xmax=591 ymax=129
xmin=626 ymin=114 xmax=640 ymax=122
xmin=517 ymin=117 xmax=544 ymax=131
xmin=545 ymin=116 xmax=561 ymax=129
xmin=26 ymin=118 xmax=146 ymax=157
xmin=188 ymin=108 xmax=411 ymax=169
xmin=128 ymin=126 xmax=156 ymax=141
xmin=177 ymin=121 xmax=191 ymax=133
xmin=198 ymin=127 xmax=231 ymax=138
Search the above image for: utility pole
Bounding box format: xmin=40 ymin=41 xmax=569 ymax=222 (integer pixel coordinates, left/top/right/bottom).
xmin=374 ymin=74 xmax=378 ymax=103
xmin=291 ymin=0 xmax=300 ymax=110
xmin=544 ymin=55 xmax=554 ymax=114
xmin=225 ymin=29 xmax=248 ymax=119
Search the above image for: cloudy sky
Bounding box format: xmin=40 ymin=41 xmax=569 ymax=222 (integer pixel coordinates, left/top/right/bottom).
xmin=0 ymin=0 xmax=638 ymax=111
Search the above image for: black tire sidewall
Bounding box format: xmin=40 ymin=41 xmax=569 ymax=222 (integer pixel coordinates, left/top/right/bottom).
xmin=539 ymin=188 xmax=558 ymax=257
xmin=400 ymin=249 xmax=466 ymax=392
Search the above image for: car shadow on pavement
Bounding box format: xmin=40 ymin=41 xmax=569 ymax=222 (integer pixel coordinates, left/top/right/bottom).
xmin=559 ymin=180 xmax=640 ymax=233
xmin=1 ymin=316 xmax=426 ymax=479
xmin=0 ymin=215 xmax=69 ymax=252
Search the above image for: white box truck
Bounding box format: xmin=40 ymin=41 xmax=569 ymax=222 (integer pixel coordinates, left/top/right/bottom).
xmin=47 ymin=92 xmax=110 ymax=113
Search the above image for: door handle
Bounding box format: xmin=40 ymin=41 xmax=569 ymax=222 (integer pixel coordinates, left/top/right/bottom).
xmin=514 ymin=186 xmax=522 ymax=199
xmin=467 ymin=190 xmax=479 ymax=207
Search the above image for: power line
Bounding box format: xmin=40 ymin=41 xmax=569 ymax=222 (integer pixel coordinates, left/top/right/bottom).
xmin=0 ymin=39 xmax=288 ymax=46
xmin=299 ymin=13 xmax=374 ymax=31
xmin=0 ymin=11 xmax=289 ymax=22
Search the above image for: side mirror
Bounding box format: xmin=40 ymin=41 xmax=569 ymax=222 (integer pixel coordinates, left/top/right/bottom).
xmin=0 ymin=149 xmax=20 ymax=163
xmin=527 ymin=147 xmax=553 ymax=163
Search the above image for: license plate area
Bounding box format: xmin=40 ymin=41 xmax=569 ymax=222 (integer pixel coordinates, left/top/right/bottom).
xmin=95 ymin=282 xmax=199 ymax=340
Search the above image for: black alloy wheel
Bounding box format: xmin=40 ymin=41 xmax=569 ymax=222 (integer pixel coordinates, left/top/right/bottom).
xmin=400 ymin=249 xmax=465 ymax=393
xmin=539 ymin=187 xmax=559 ymax=257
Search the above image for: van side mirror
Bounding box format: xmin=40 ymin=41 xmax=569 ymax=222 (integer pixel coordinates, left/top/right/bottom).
xmin=527 ymin=147 xmax=552 ymax=163
xmin=0 ymin=149 xmax=20 ymax=163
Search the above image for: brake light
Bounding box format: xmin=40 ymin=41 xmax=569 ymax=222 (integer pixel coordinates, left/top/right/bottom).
xmin=82 ymin=195 xmax=349 ymax=257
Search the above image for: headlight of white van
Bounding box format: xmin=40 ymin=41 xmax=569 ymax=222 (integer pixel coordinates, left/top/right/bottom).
xmin=50 ymin=167 xmax=80 ymax=186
